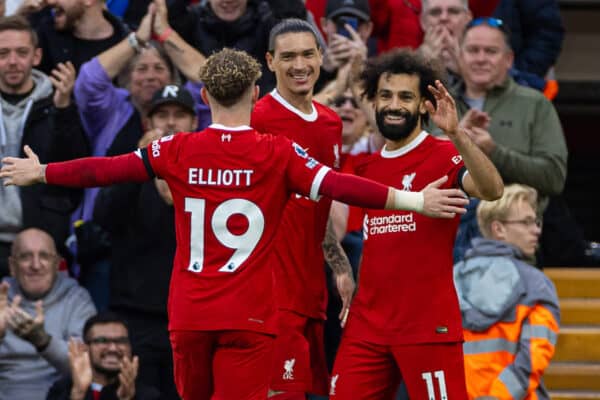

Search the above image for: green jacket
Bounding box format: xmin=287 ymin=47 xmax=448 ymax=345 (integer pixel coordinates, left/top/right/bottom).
xmin=454 ymin=77 xmax=568 ymax=206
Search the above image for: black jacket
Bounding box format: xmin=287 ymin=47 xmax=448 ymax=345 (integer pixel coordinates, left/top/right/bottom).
xmin=20 ymin=100 xmax=89 ymax=262
xmin=35 ymin=10 xmax=129 ymax=74
xmin=93 ymin=179 xmax=176 ymax=315
xmin=174 ymin=0 xmax=278 ymax=94
xmin=46 ymin=376 xmax=161 ymax=400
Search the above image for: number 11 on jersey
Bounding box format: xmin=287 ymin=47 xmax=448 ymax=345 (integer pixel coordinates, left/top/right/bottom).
xmin=422 ymin=370 xmax=448 ymax=400
xmin=185 ymin=197 xmax=265 ymax=274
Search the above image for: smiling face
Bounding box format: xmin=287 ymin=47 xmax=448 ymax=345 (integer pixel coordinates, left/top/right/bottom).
xmin=9 ymin=229 xmax=59 ymax=300
xmin=459 ymin=25 xmax=513 ymax=93
xmin=266 ymin=31 xmax=322 ymax=100
xmin=86 ymin=322 xmax=132 ymax=377
xmin=373 ymin=73 xmax=425 ymax=144
xmin=128 ymin=48 xmax=172 ymax=109
xmin=0 ymin=29 xmax=41 ymax=94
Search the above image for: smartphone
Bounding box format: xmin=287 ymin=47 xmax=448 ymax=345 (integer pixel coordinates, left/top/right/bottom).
xmin=337 ymin=16 xmax=359 ymax=39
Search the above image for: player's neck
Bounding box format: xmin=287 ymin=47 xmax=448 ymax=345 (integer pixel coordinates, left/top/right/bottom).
xmin=276 ymin=86 xmax=313 ymax=114
xmin=211 ymin=103 xmax=252 ymax=127
xmin=384 ymin=124 xmax=423 ymax=151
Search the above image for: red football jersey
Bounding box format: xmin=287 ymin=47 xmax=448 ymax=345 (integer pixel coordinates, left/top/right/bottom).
xmin=142 ymin=124 xmax=331 ymax=334
xmin=251 ymin=90 xmax=342 ymax=319
xmin=346 ymin=131 xmax=467 ymax=345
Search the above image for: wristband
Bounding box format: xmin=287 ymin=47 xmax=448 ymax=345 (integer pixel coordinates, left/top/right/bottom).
xmin=390 ymin=188 xmax=424 ymax=213
xmin=127 ymin=32 xmax=142 ymax=53
xmin=157 ymin=27 xmax=173 ymax=44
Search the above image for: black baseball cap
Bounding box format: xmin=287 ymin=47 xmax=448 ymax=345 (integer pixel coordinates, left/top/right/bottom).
xmin=326 ymin=0 xmax=370 ymax=22
xmin=147 ymin=85 xmax=195 ymax=117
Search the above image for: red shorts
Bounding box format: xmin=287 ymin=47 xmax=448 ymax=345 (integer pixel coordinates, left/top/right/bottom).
xmin=330 ymin=336 xmax=468 ymax=399
xmin=170 ymin=330 xmax=274 ymax=400
xmin=269 ymin=310 xmax=329 ymax=395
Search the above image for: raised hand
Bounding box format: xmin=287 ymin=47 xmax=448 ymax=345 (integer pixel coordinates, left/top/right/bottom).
xmin=136 ymin=6 xmax=155 ymax=44
xmin=420 ymin=176 xmax=468 ymax=218
xmin=459 ymin=109 xmax=490 ymax=131
xmin=50 ymin=61 xmax=76 ymax=108
xmin=0 ymin=145 xmax=46 ymax=187
xmin=152 ymin=0 xmax=171 ymax=37
xmin=68 ymin=338 xmax=92 ymax=400
xmin=424 ymin=80 xmax=460 ymax=137
xmin=116 ymin=355 xmax=139 ymax=400
xmin=6 ymin=296 xmax=50 ymax=349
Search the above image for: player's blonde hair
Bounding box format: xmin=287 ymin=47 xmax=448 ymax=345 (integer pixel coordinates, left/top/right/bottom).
xmin=199 ymin=48 xmax=262 ymax=107
xmin=477 ymin=184 xmax=538 ymax=238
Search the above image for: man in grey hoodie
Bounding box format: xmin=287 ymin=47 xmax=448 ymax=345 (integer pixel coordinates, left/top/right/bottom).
xmin=0 ymin=228 xmax=96 ymax=400
xmin=0 ymin=15 xmax=89 ymax=278
xmin=453 ymin=184 xmax=560 ymax=399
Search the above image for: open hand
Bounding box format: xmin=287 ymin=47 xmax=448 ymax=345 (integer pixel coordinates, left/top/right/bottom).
xmin=117 ymin=355 xmax=139 ymax=400
xmin=424 ymin=80 xmax=459 ymax=137
xmin=420 ymin=176 xmax=468 ymax=218
xmin=50 ymin=62 xmax=76 ymax=108
xmin=0 ymin=145 xmax=45 ymax=186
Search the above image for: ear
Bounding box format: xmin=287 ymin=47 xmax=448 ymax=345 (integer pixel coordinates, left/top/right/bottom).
xmin=419 ymin=98 xmax=428 ymax=115
xmin=490 ymin=220 xmax=505 ymax=241
xmin=359 ymin=21 xmax=374 ymax=40
xmin=265 ymin=51 xmax=275 ymax=72
xmin=32 ymin=47 xmax=42 ymax=67
xmin=505 ymin=49 xmax=515 ymax=70
xmin=200 ymin=87 xmax=210 ymax=107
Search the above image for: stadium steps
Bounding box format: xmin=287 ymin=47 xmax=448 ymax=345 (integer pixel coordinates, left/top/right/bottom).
xmin=545 ymin=268 xmax=600 ymax=400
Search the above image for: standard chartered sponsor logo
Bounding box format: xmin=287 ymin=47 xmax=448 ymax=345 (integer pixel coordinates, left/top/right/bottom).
xmin=367 ymin=213 xmax=416 ymax=236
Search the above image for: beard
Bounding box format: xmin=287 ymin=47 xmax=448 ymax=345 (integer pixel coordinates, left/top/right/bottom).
xmin=375 ymin=108 xmax=420 ymax=141
xmin=92 ymin=363 xmax=121 ymax=378
xmin=53 ymin=4 xmax=85 ymax=31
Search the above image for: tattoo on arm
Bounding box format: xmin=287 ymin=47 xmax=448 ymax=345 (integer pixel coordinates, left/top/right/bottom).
xmin=165 ymin=40 xmax=184 ymax=53
xmin=323 ymin=219 xmax=353 ymax=276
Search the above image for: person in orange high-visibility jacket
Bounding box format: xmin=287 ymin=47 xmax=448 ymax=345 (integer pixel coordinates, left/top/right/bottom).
xmin=453 ymin=184 xmax=560 ymax=400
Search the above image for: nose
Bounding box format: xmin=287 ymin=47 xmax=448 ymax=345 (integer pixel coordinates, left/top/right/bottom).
xmin=292 ymin=55 xmax=306 ymax=70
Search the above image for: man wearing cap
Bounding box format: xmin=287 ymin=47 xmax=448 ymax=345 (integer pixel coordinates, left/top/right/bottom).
xmin=318 ymin=0 xmax=373 ymax=91
xmin=90 ymin=85 xmax=197 ymax=400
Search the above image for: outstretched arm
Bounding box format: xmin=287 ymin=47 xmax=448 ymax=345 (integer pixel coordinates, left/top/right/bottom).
xmin=1 ymin=146 xmax=150 ymax=187
xmin=319 ymin=170 xmax=468 ymax=218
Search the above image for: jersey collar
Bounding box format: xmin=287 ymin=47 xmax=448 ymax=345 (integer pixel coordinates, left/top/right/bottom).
xmin=270 ymin=89 xmax=318 ymax=122
xmin=380 ymin=130 xmax=429 ymax=158
xmin=209 ymin=123 xmax=252 ymax=131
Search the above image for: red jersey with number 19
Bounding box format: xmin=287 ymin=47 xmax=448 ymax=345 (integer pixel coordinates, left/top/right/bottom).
xmin=346 ymin=131 xmax=467 ymax=345
xmin=142 ymin=124 xmax=330 ymax=334
xmin=251 ymin=90 xmax=342 ymax=319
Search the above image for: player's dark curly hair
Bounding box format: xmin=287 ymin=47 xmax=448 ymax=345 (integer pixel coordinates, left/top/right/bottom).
xmin=360 ymin=49 xmax=444 ymax=124
xmin=199 ymin=48 xmax=262 ymax=107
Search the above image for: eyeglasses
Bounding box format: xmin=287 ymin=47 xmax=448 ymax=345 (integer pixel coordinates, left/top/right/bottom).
xmin=331 ymin=95 xmax=358 ymax=108
xmin=501 ymin=218 xmax=542 ymax=229
xmin=467 ymin=17 xmax=504 ymax=29
xmin=426 ymin=6 xmax=466 ymax=18
xmin=87 ymin=336 xmax=130 ymax=346
xmin=12 ymin=251 xmax=58 ymax=265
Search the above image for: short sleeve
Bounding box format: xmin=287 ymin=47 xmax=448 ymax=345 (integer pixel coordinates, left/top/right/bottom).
xmin=143 ymin=134 xmax=178 ymax=179
xmin=283 ymin=140 xmax=331 ymax=201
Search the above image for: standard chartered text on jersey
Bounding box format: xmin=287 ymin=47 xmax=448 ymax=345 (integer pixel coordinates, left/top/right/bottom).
xmin=188 ymin=168 xmax=254 ymax=186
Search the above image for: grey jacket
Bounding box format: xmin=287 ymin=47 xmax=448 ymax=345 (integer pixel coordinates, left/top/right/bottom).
xmin=0 ymin=273 xmax=96 ymax=400
xmin=0 ymin=70 xmax=53 ymax=242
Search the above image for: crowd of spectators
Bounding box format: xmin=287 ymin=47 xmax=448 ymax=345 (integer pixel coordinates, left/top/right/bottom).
xmin=0 ymin=0 xmax=589 ymax=398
